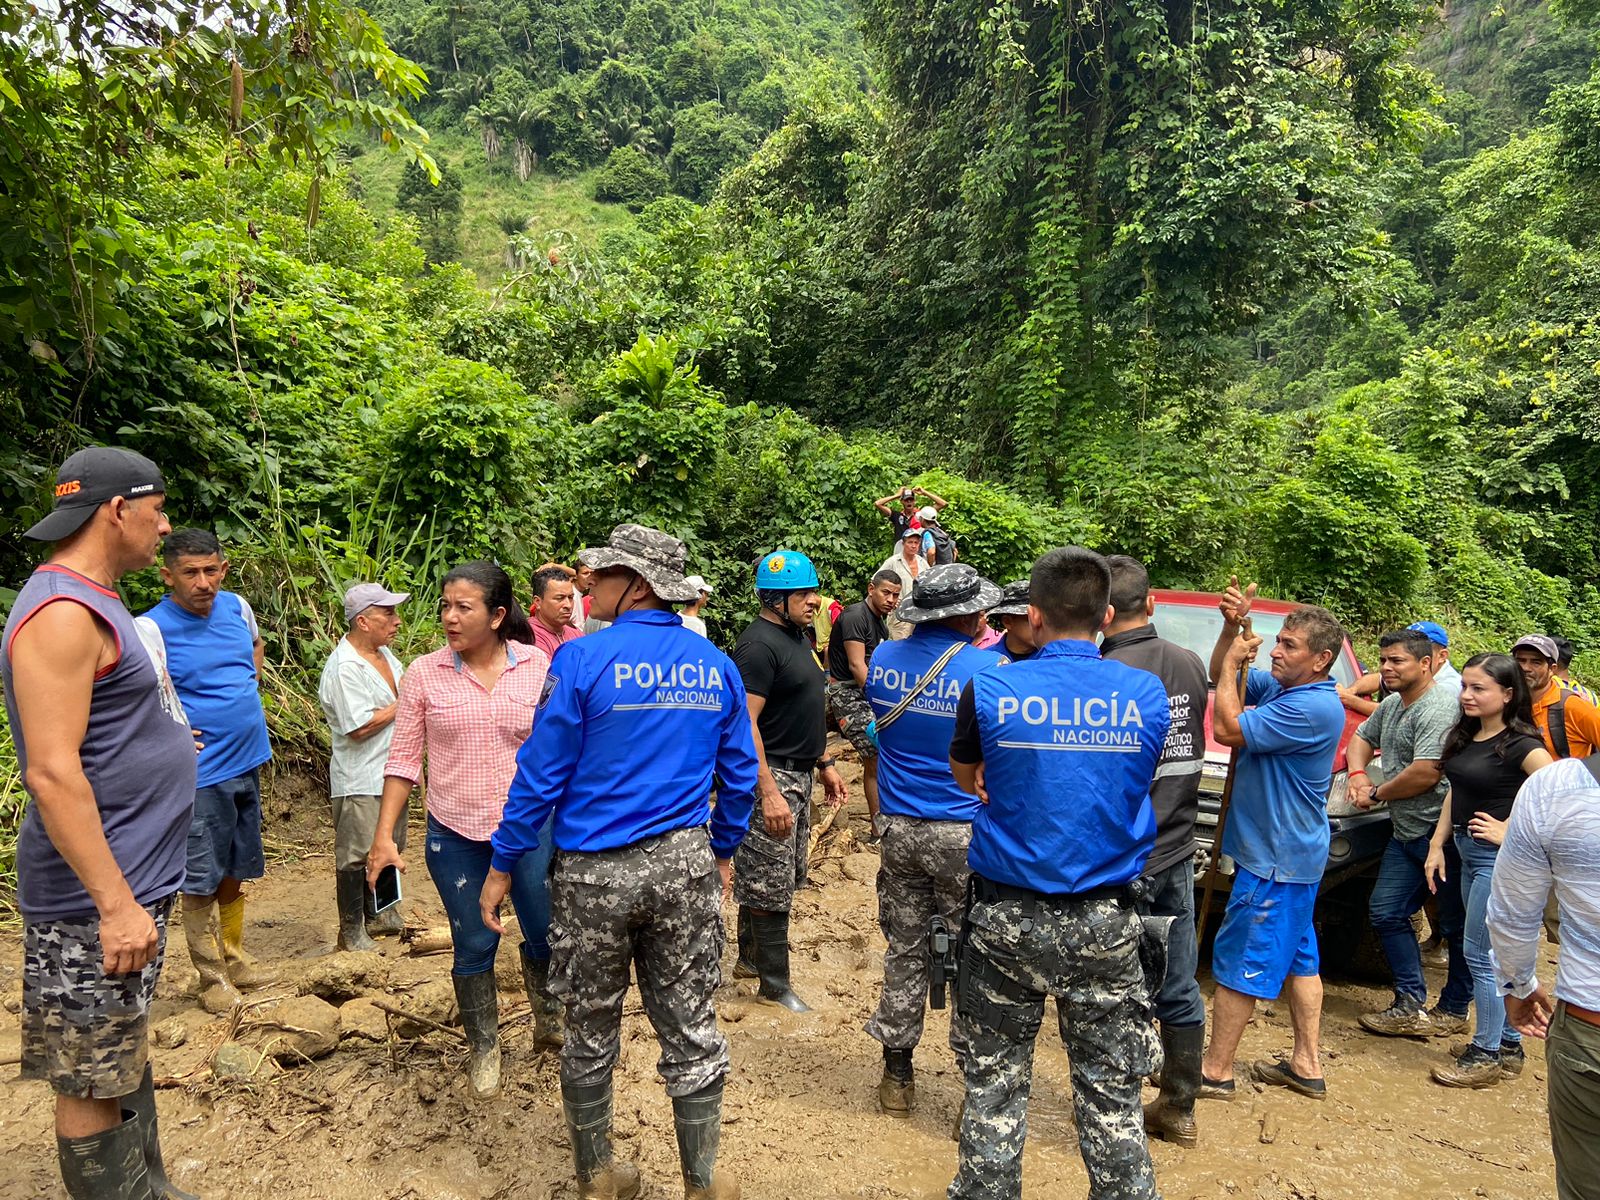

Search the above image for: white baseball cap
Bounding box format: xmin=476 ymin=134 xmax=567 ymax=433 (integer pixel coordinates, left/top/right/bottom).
xmin=684 ymin=575 xmax=713 ymax=595
xmin=344 ymin=582 xmax=411 ymax=621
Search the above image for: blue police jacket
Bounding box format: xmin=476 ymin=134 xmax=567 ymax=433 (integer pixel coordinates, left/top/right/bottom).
xmin=965 ymin=638 xmax=1170 ymax=894
xmin=490 ymin=609 xmax=760 ymax=869
xmin=866 ymin=626 xmax=1004 ymax=822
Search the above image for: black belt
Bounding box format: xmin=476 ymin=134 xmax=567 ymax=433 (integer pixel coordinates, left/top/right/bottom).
xmin=767 ymin=755 xmax=816 ymax=773
xmin=971 ymin=874 xmax=1132 ymax=906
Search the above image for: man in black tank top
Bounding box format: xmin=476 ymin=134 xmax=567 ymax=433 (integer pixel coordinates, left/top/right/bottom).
xmin=3 ymin=448 xmax=203 ymax=1199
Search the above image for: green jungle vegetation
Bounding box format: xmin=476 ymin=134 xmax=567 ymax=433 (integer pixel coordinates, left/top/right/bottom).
xmin=2 ymin=0 xmax=1599 ymax=909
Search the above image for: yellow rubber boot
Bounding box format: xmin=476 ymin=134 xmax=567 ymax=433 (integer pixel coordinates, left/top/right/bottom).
xmin=182 ymin=901 xmax=241 ymax=1014
xmin=218 ymin=894 xmax=277 ymax=990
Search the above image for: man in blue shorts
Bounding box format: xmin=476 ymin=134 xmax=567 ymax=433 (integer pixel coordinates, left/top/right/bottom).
xmin=145 ymin=529 xmax=275 ymax=1013
xmin=1199 ymin=579 xmax=1347 ymax=1101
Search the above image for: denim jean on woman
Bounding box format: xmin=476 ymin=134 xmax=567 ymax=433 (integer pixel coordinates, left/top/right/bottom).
xmin=1455 ymin=830 xmax=1520 ymax=1053
xmin=425 ymin=811 xmax=554 ymax=977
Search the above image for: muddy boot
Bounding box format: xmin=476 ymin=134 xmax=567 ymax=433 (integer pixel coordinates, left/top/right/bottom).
xmin=218 ymin=895 xmax=277 ymax=990
xmin=674 ymin=1081 xmax=739 ymax=1199
xmin=366 ymin=895 xmax=404 ymax=937
xmin=878 ymin=1047 xmax=914 ymax=1118
xmin=56 ymin=1111 xmax=149 ymax=1200
xmin=335 ymin=869 xmax=377 ymax=952
xmin=181 ymin=901 xmax=241 ymax=1015
xmin=563 ymin=1078 xmax=642 ymax=1199
xmin=452 ymin=971 xmax=502 ymax=1099
xmin=520 ymin=942 xmax=565 ymax=1048
xmin=750 ymin=911 xmax=809 ymax=1013
xmin=1144 ymin=1023 xmax=1203 ymax=1149
xmin=126 ymin=1064 xmax=200 ymax=1199
xmin=732 ymin=906 xmax=757 ymax=980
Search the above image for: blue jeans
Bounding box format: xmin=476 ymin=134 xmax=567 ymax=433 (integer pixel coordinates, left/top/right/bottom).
xmin=1368 ymin=834 xmax=1472 ymax=1013
xmin=1455 ymin=832 xmax=1520 ymax=1052
xmin=1139 ymin=858 xmax=1206 ymax=1027
xmin=424 ymin=813 xmax=554 ymax=977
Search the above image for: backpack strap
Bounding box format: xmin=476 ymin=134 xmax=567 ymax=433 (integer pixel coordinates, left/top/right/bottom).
xmin=1549 ymin=693 xmax=1571 ymax=759
xmin=875 ymin=641 xmax=965 ymax=735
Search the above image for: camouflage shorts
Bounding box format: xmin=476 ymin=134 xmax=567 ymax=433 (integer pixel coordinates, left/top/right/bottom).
xmin=732 ymin=765 xmax=812 ymax=912
xmin=21 ymin=895 xmax=173 ymax=1099
xmin=825 ymin=680 xmax=877 ymax=761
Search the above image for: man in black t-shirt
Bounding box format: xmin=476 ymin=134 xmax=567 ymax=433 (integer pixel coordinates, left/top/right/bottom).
xmin=874 ymin=485 xmax=948 ymax=548
xmin=731 ymin=550 xmax=849 ymax=1012
xmin=825 ymin=570 xmax=901 ymax=834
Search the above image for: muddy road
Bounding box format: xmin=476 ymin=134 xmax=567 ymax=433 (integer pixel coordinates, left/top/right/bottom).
xmin=0 ymin=761 xmax=1561 ymax=1199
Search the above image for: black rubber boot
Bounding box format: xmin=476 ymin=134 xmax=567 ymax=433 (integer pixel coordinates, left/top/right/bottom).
xmin=451 ymin=971 xmax=502 ymax=1099
xmin=562 ymin=1078 xmax=642 ymax=1199
xmin=1144 ymin=1022 xmax=1204 ymax=1148
xmin=673 ymin=1081 xmax=740 ymax=1199
xmin=365 ymin=883 xmax=404 ymax=936
xmin=878 ymin=1047 xmax=914 ymax=1118
xmin=733 ymin=906 xmax=757 ymax=980
xmin=56 ymin=1112 xmax=150 ymax=1200
xmin=520 ymin=941 xmax=565 ymax=1047
xmin=336 ymin=869 xmax=377 ymax=952
xmin=126 ymin=1064 xmax=200 ymax=1199
xmin=750 ymin=911 xmax=809 ymax=1012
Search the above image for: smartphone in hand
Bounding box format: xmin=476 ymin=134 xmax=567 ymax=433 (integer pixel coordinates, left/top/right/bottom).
xmin=372 ymin=863 xmax=402 ymax=914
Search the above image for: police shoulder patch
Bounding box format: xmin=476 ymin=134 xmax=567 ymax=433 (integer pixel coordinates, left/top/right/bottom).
xmin=538 ymin=673 xmax=559 ymax=708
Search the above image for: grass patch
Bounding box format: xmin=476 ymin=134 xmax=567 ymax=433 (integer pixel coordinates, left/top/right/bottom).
xmin=345 ymin=128 xmax=638 ymax=284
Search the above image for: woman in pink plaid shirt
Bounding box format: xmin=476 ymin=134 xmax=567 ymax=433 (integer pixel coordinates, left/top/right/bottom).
xmin=366 ymin=561 xmax=562 ymax=1098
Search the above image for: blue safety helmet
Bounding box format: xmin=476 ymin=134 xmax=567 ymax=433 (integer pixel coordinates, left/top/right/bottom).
xmin=754 ymin=550 xmax=819 ymax=592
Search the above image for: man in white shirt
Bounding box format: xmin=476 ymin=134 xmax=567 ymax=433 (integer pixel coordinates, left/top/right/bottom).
xmin=318 ymin=583 xmax=409 ymax=951
xmin=1487 ymin=754 xmax=1600 ymax=1200
xmin=680 ymin=575 xmax=712 ymax=637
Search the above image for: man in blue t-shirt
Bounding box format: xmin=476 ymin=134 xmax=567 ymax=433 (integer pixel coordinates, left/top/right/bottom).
xmin=1199 ymin=579 xmax=1347 ymax=1103
xmin=144 ymin=528 xmax=274 ymax=1013
xmin=862 ymin=563 xmax=1003 ymax=1118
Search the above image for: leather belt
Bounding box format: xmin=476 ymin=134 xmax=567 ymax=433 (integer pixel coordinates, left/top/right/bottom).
xmin=766 ymin=755 xmax=816 ymax=773
xmin=971 ymin=874 xmax=1131 ymax=906
xmin=1560 ymin=1001 xmax=1600 ymax=1029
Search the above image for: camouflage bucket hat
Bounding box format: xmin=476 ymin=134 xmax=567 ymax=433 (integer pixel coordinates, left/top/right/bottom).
xmin=577 ymin=523 xmax=700 ymax=603
xmin=989 ymin=578 xmax=1030 ymax=618
xmin=894 ymin=563 xmax=1003 ymax=624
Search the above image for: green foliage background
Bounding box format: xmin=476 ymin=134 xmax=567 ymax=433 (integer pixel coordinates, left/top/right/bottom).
xmin=3 ymin=0 xmax=1600 ymax=910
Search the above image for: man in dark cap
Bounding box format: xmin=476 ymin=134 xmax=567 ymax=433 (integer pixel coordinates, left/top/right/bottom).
xmin=1100 ymin=554 xmax=1209 ymax=1148
xmin=988 ymin=580 xmax=1037 ymax=663
xmin=484 ymin=523 xmax=759 ymax=1200
xmin=2 ymin=448 xmax=202 ymax=1198
xmin=863 ymin=564 xmax=1005 ymax=1117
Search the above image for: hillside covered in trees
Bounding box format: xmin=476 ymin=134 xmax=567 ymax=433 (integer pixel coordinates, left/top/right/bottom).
xmin=2 ymin=0 xmax=1600 ymax=883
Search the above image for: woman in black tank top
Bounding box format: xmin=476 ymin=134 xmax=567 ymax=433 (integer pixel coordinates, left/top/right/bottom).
xmin=1424 ymin=653 xmax=1552 ymax=1088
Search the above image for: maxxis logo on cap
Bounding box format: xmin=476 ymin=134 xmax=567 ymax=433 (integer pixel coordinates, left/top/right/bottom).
xmin=767 ymin=554 xmax=786 ymax=573
xmin=128 ymin=484 xmax=155 ymax=495
xmin=55 ymin=480 xmax=82 ymax=498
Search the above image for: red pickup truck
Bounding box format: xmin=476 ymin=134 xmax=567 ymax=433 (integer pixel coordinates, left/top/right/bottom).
xmin=1149 ymin=589 xmax=1392 ymax=970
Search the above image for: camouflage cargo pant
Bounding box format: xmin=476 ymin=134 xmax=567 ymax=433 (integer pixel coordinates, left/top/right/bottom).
xmin=22 ymin=895 xmax=174 ymax=1099
xmin=732 ymin=765 xmax=812 ymax=912
xmin=825 ymin=680 xmax=878 ymax=761
xmin=949 ymin=892 xmax=1160 ymax=1200
xmin=547 ymin=827 xmax=729 ymax=1097
xmin=865 ymin=815 xmax=970 ymax=1058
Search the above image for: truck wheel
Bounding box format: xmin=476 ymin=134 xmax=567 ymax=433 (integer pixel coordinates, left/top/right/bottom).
xmin=1315 ymin=875 xmax=1388 ymax=982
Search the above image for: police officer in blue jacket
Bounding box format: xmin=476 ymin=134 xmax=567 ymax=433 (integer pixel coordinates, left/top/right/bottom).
xmin=946 ymin=546 xmax=1171 ymax=1200
xmin=481 ymin=524 xmax=758 ymax=1200
xmin=864 ymin=564 xmax=1004 ymax=1118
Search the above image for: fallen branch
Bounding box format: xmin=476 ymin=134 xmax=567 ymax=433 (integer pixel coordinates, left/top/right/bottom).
xmin=369 ymin=999 xmax=467 ymax=1042
xmin=1409 ymin=1132 xmax=1528 ymax=1172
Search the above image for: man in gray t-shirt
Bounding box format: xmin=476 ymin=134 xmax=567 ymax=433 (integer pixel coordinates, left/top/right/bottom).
xmin=1346 ymin=629 xmax=1473 ymax=1037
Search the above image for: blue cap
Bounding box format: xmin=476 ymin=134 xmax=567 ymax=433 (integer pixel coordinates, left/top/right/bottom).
xmin=1408 ymin=621 xmax=1449 ymax=648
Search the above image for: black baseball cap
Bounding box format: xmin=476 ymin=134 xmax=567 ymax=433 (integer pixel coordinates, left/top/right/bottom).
xmin=25 ymin=447 xmax=166 ymax=542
